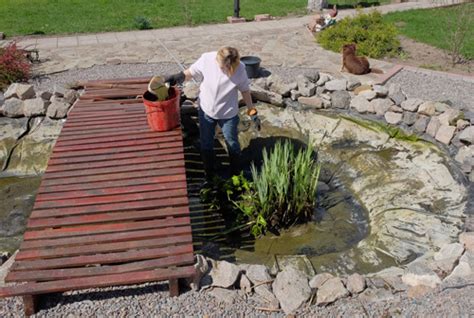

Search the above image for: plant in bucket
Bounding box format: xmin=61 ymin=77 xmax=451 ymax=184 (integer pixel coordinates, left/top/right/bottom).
xmin=143 ymin=76 xmax=181 ymax=132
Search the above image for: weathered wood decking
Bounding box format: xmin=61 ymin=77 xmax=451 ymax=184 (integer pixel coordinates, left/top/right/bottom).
xmin=0 ymin=78 xmax=195 ymax=315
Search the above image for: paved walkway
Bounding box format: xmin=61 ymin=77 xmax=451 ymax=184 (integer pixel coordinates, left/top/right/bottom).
xmin=3 ymin=2 xmax=454 ymax=84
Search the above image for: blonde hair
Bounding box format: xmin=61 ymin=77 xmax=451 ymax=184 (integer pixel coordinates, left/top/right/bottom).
xmin=216 ymin=46 xmax=241 ymax=75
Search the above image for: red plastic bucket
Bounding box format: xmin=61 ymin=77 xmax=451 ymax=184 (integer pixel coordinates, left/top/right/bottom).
xmin=143 ymin=87 xmax=180 ymax=132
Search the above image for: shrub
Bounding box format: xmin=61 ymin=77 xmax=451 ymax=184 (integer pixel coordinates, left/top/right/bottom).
xmin=317 ymin=9 xmax=400 ymax=58
xmin=134 ymin=16 xmax=153 ymax=30
xmin=0 ymin=42 xmax=31 ymax=90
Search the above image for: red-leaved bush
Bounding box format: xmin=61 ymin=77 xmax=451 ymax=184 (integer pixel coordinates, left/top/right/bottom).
xmin=0 ymin=42 xmax=31 ymax=90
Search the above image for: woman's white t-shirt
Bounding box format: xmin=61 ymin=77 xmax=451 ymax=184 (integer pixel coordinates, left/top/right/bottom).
xmin=189 ymin=51 xmax=250 ymax=120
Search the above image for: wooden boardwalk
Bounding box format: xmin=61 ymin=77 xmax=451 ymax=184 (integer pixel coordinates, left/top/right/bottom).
xmin=0 ymin=78 xmax=195 ymax=315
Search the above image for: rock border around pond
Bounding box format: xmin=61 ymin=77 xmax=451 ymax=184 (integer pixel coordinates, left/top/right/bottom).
xmin=191 ymin=231 xmax=474 ymax=315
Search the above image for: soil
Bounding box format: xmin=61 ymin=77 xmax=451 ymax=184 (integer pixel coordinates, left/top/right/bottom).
xmin=383 ymin=35 xmax=474 ymax=76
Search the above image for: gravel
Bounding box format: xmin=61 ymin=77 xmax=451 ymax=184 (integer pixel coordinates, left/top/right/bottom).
xmin=386 ymin=68 xmax=474 ymax=111
xmin=1 ymin=280 xmax=473 ymax=317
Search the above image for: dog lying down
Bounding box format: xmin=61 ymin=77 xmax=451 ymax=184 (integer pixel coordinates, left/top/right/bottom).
xmin=341 ymin=43 xmax=383 ymax=75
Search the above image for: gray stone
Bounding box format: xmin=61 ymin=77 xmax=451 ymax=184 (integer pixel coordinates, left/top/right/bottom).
xmin=372 ymin=85 xmax=388 ymax=97
xmin=346 ymin=78 xmax=361 ymax=91
xmin=245 ymin=264 xmax=275 ymax=301
xmin=47 ymin=98 xmax=72 ymax=119
xmin=325 ymin=79 xmax=347 ymax=92
xmin=239 ymin=273 xmax=252 ymax=294
xmin=268 ymin=74 xmax=297 ymax=97
xmin=369 ymin=266 xmax=404 ymax=278
xmin=434 ymin=102 xmax=451 ymax=113
xmin=290 ymin=89 xmax=301 ymax=101
xmin=317 ymin=181 xmax=330 ymax=192
xmin=454 ymin=146 xmax=474 ymax=164
xmin=359 ymin=90 xmax=377 ymax=101
xmin=384 ymin=111 xmax=403 ymax=125
xmin=316 ymin=277 xmax=349 ymax=306
xmin=296 ymin=76 xmax=316 ymax=97
xmin=304 ymin=71 xmax=320 ymax=83
xmin=402 ymin=262 xmax=442 ymax=288
xmin=316 ymin=74 xmax=330 ymax=86
xmin=210 ymin=260 xmax=241 ymax=288
xmin=3 ymin=98 xmax=24 ymax=118
xmin=401 ymin=98 xmax=423 ymax=112
xmin=459 ymin=126 xmax=474 ymax=144
xmin=426 ymin=117 xmax=441 ymax=138
xmin=190 ymin=254 xmax=209 ymax=291
xmin=0 ymin=251 xmax=17 ymax=287
xmin=444 ymin=252 xmax=473 ymax=281
xmin=4 ymin=83 xmax=35 ymax=100
xmin=346 ymin=273 xmax=366 ymax=294
xmin=316 ymin=86 xmax=326 ymax=96
xmin=298 ymin=96 xmax=323 ymax=109
xmin=388 ymin=83 xmax=406 ymax=105
xmin=413 ymin=115 xmax=430 ymax=133
xmin=53 ymin=85 xmax=67 ymax=97
xmin=418 ymin=101 xmax=436 ymax=116
xmin=331 ymin=91 xmax=351 ymax=109
xmin=275 ymin=255 xmax=315 ymax=277
xmin=309 ymin=273 xmax=334 ymax=289
xmin=250 ymin=84 xmax=284 ymax=107
xmin=358 ymin=287 xmax=395 ymax=303
xmin=456 ymin=119 xmax=470 ymax=130
xmin=383 ymin=275 xmax=408 ymax=292
xmin=252 ymin=77 xmax=268 ymax=90
xmin=36 ymin=90 xmax=53 ymax=101
xmin=209 ymin=288 xmax=239 ymax=304
xmin=350 ymin=95 xmax=371 ymax=114
xmin=273 ymin=267 xmax=311 ymax=314
xmin=63 ymin=90 xmax=79 ymax=106
xmin=389 ymin=105 xmax=403 ymax=113
xmin=435 ymin=125 xmax=456 ymax=145
xmin=23 ymin=98 xmax=48 ymax=117
xmin=438 ymin=108 xmax=463 ymax=126
xmin=371 ymin=98 xmax=394 ymax=116
xmin=402 ymin=111 xmax=418 ymax=126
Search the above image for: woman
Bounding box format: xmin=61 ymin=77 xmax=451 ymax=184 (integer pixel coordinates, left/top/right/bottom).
xmin=162 ymin=46 xmax=259 ymax=182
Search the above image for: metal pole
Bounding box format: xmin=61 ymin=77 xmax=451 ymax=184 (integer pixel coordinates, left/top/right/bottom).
xmin=233 ymin=0 xmax=240 ymax=18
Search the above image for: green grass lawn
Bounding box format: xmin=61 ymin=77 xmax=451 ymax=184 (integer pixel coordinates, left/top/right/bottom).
xmin=383 ymin=3 xmax=474 ymax=59
xmin=0 ymin=0 xmax=307 ymax=36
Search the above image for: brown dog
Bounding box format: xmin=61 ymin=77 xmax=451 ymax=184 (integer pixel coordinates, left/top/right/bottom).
xmin=341 ymin=43 xmax=382 ymax=75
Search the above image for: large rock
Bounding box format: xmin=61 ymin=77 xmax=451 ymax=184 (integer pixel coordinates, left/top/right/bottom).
xmin=388 ymin=84 xmax=406 ymax=105
xmin=346 ymin=273 xmax=366 ymax=294
xmin=434 ymin=243 xmax=464 ymax=262
xmin=209 ymin=288 xmax=239 ymax=304
xmin=209 ymin=260 xmax=240 ymax=288
xmin=458 ymin=126 xmax=474 ymax=144
xmin=316 ymin=277 xmax=349 ymax=306
xmin=444 ymin=251 xmax=473 ymax=281
xmin=298 ymin=96 xmax=323 ymax=109
xmin=350 ymin=95 xmax=371 ymax=114
xmin=325 ymin=79 xmax=347 ymax=92
xmin=244 ymin=264 xmax=279 ymax=308
xmin=63 ymin=90 xmax=79 ymax=105
xmin=0 ymin=117 xmax=29 ymax=171
xmin=418 ymin=101 xmax=436 ymax=116
xmin=189 ymin=254 xmax=209 ymax=290
xmin=426 ymin=117 xmax=441 ymax=137
xmin=402 ymin=111 xmax=418 ymax=126
xmin=272 ymin=267 xmax=311 ymax=314
xmin=23 ymin=98 xmax=49 ymax=117
xmin=331 ymin=90 xmax=351 ymax=109
xmin=309 ymin=273 xmax=334 ymax=289
xmin=359 ymin=90 xmax=377 ymax=101
xmin=250 ymin=84 xmax=284 ymax=107
xmin=401 ymin=98 xmax=423 ymax=112
xmin=435 ymin=125 xmax=456 ymax=145
xmin=46 ymin=98 xmax=72 ymax=119
xmin=371 ymin=98 xmax=394 ymax=116
xmin=372 ymin=85 xmax=388 ymax=97
xmin=438 ymin=108 xmax=463 ymax=126
xmin=296 ymin=75 xmax=316 ymax=97
xmin=402 ymin=262 xmax=442 ymax=288
xmin=413 ymin=115 xmax=430 ymax=133
xmin=4 ymin=83 xmax=35 ymax=100
xmin=384 ymin=111 xmax=403 ymax=125
xmin=267 ymin=74 xmax=297 ymax=97
xmin=459 ymin=232 xmax=474 ymax=252
xmin=2 ymin=98 xmax=24 ymax=118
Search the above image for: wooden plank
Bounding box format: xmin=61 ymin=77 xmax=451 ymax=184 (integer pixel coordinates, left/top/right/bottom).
xmin=169 ymin=278 xmax=179 ymax=297
xmin=55 ymin=129 xmax=180 ymax=144
xmin=24 ymin=216 xmax=191 ymax=240
xmin=42 ymin=159 xmax=184 ymax=180
xmin=0 ymin=266 xmax=195 ymax=298
xmin=38 ymin=174 xmax=185 ymax=195
xmin=31 ymin=196 xmax=189 ymax=218
xmin=47 ymin=147 xmax=183 ymax=166
xmin=28 ymin=206 xmax=189 ymax=229
xmin=49 ymin=141 xmax=183 ymax=159
xmin=35 ymin=180 xmax=186 ymax=202
xmin=44 ymin=153 xmax=184 ymax=174
xmin=40 ymin=166 xmax=185 ymax=187
xmin=7 ymin=253 xmax=194 ymax=282
xmin=16 ymin=234 xmax=193 ymax=260
xmin=13 ymin=243 xmax=193 ymax=271
xmin=21 ymin=226 xmax=191 ymax=250
xmin=64 ymin=113 xmax=145 ymax=125
xmin=23 ymin=295 xmax=38 ymax=316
